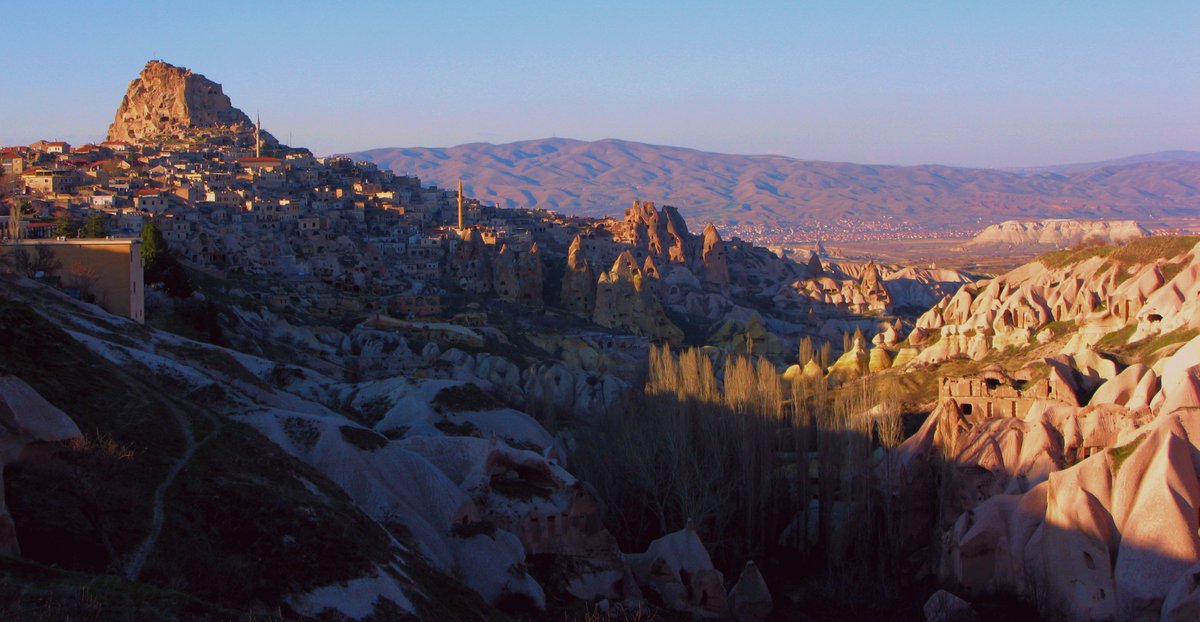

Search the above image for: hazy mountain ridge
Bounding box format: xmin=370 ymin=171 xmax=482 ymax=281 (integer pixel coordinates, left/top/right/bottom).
xmin=1009 ymin=149 xmax=1200 ymax=175
xmin=349 ymin=138 xmax=1200 ymax=228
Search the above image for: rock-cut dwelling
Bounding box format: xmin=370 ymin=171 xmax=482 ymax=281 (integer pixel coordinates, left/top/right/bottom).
xmin=938 ymin=365 xmax=1078 ymax=424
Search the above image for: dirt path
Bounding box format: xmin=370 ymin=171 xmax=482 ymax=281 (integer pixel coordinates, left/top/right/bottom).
xmin=122 ymin=400 xmax=200 ymax=581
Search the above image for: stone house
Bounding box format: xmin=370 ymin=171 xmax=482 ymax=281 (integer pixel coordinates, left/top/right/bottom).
xmin=134 ymin=189 xmax=171 ymax=213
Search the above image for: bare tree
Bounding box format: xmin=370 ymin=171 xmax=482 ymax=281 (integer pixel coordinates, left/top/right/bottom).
xmin=1 ymin=245 xmax=61 ymax=278
xmin=799 ymin=336 xmax=815 ymax=366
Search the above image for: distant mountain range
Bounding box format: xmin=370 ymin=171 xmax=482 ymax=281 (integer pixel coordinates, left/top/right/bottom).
xmin=347 ymin=139 xmax=1200 ymax=228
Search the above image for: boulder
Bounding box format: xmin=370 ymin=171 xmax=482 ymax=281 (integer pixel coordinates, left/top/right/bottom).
xmin=0 ymin=376 xmax=83 ymax=556
xmin=626 ymin=521 xmax=728 ymax=617
xmin=923 ymin=590 xmax=979 ymax=622
xmin=728 ymin=561 xmax=772 ymax=622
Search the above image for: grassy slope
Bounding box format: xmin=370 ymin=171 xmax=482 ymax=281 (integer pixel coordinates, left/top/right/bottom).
xmin=1037 ymin=235 xmax=1198 ymax=270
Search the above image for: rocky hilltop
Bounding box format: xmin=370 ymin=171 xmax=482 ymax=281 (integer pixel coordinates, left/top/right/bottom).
xmin=962 ymin=218 xmax=1150 ymax=252
xmin=107 ymin=60 xmax=274 ymax=146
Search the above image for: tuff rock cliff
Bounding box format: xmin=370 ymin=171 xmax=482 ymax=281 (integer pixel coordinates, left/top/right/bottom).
xmin=107 ymin=60 xmax=276 ymax=146
xmin=963 ymin=219 xmax=1150 ymax=252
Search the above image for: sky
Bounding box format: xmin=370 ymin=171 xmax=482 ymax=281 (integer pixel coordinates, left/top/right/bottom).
xmin=0 ymin=0 xmax=1196 ymax=168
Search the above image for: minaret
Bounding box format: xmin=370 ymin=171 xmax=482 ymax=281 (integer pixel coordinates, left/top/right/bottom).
xmin=457 ymin=178 xmax=464 ymax=231
xmin=255 ymin=112 xmax=261 ymax=158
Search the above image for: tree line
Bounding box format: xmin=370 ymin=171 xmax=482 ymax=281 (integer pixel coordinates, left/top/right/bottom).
xmin=575 ymin=342 xmax=907 ymax=584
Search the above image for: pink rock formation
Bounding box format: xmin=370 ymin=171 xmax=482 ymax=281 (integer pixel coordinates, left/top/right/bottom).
xmin=448 ymin=229 xmax=493 ymax=293
xmin=492 ymin=244 xmax=518 ymax=302
xmin=626 ymin=521 xmax=729 ymax=617
xmin=592 ymin=251 xmax=683 ymax=343
xmin=108 ymin=60 xmax=272 ymax=145
xmin=936 ymin=400 xmax=1200 ymax=620
xmin=516 ymin=243 xmax=543 ymax=305
xmin=700 ymin=224 xmax=730 ymax=290
xmin=560 ymin=235 xmax=596 ymax=315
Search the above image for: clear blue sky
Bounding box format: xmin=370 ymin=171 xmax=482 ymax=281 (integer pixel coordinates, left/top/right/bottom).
xmin=1 ymin=0 xmax=1196 ymax=167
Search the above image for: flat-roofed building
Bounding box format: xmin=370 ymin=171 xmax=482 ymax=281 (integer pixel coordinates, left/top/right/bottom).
xmin=0 ymin=238 xmax=144 ymax=323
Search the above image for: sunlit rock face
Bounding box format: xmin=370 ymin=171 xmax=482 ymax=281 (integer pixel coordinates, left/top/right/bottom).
xmin=905 ymin=238 xmax=1200 ymax=367
xmin=108 ymin=60 xmax=274 ymax=145
xmin=592 ymin=251 xmax=683 ymax=343
xmin=560 ymin=236 xmax=596 ymax=315
xmin=623 ymin=201 xmax=691 ymax=266
xmin=700 ymin=223 xmax=731 ymax=290
xmin=891 ymin=335 xmax=1200 ymax=621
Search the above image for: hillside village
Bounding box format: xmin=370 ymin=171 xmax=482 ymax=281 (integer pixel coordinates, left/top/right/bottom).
xmin=3 ymin=59 xmax=1200 ymax=622
xmin=2 ymin=61 xmax=970 ymax=361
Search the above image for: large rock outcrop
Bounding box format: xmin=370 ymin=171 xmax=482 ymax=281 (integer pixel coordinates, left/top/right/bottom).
xmin=626 ymin=522 xmax=728 ymax=617
xmin=560 ymin=236 xmax=596 ymax=315
xmin=593 ymin=251 xmax=683 ymax=343
xmin=892 ymin=335 xmax=1200 ymax=621
xmin=449 ymin=229 xmax=493 ymax=294
xmin=492 ymin=245 xmax=519 ymax=302
xmin=516 ymin=244 xmax=544 ymax=305
xmin=700 ymin=223 xmax=731 ymax=290
xmin=108 ymin=60 xmax=274 ymax=145
xmin=963 ymin=219 xmax=1150 ymax=252
xmin=905 ymin=237 xmax=1200 ymax=367
xmin=624 ymin=201 xmax=690 ymax=265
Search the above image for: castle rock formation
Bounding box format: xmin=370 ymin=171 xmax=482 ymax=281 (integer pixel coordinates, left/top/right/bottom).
xmin=108 ymin=60 xmax=276 ymax=146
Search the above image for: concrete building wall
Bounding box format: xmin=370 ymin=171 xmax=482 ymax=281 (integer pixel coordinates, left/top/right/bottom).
xmin=0 ymin=239 xmax=144 ymax=323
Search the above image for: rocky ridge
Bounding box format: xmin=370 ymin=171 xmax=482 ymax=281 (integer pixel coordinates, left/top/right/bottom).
xmin=962 ymin=218 xmax=1150 ymax=252
xmin=349 ymin=138 xmax=1200 ymax=228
